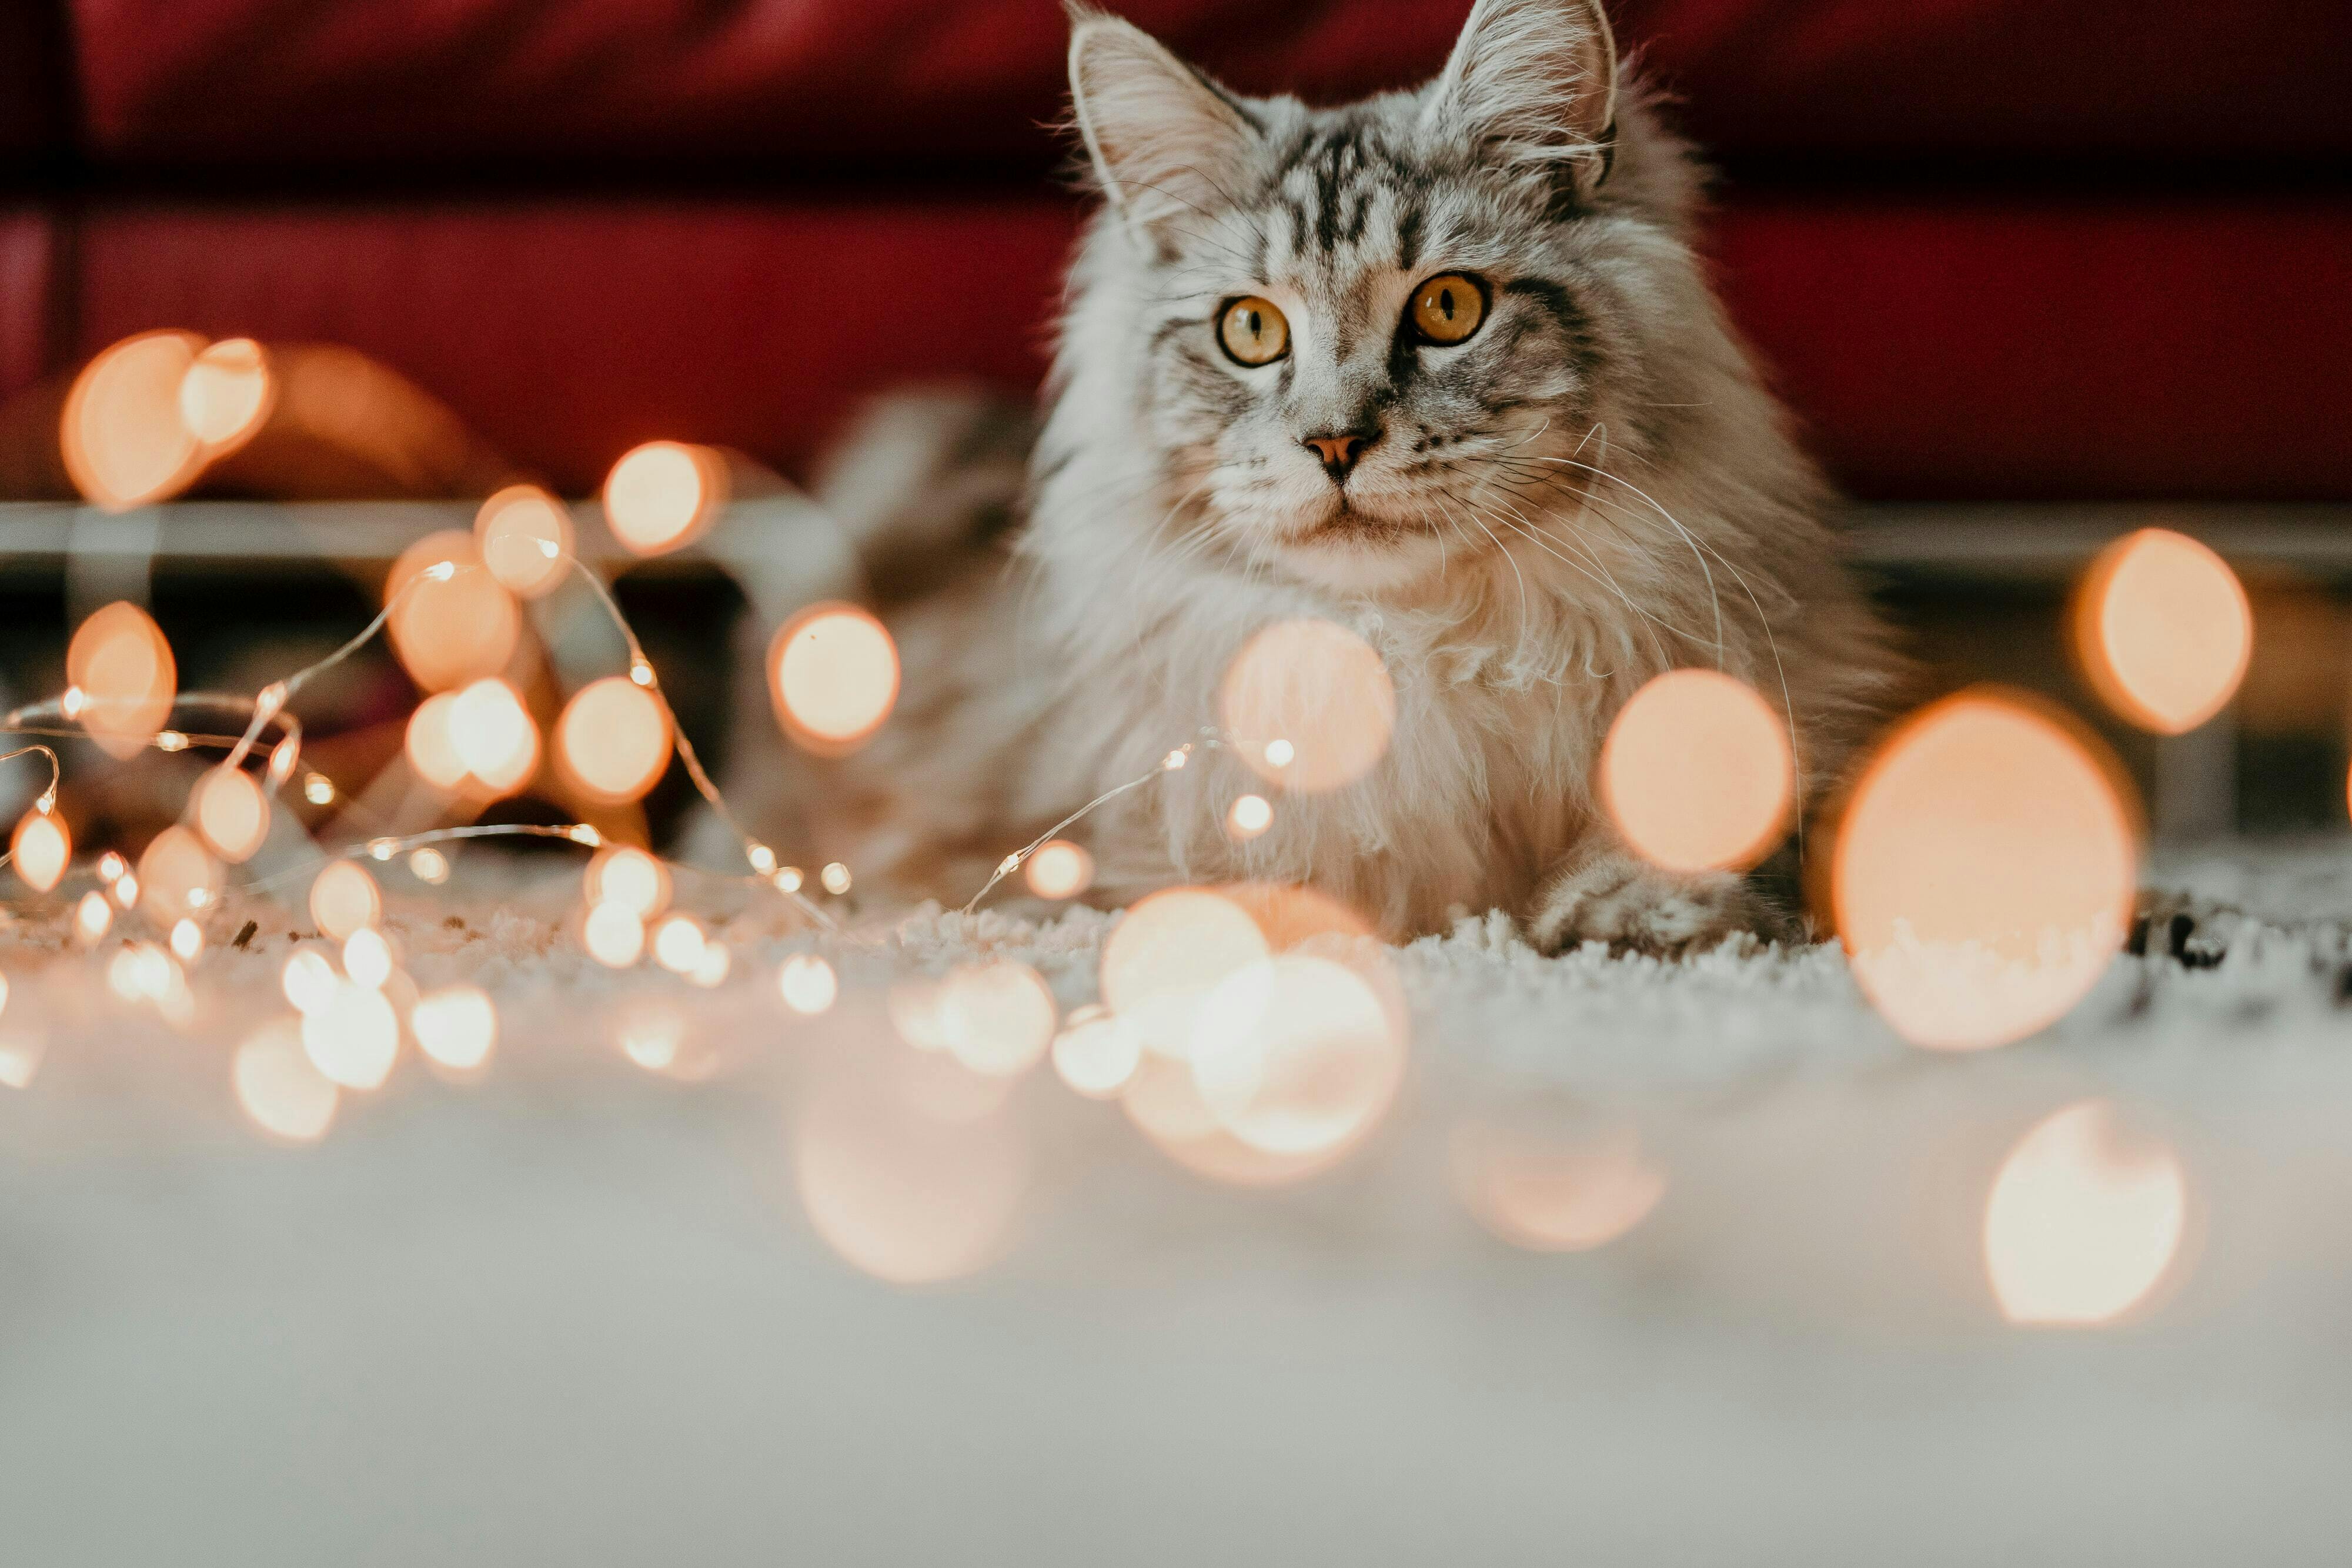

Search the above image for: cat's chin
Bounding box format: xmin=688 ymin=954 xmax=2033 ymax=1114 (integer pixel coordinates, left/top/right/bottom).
xmin=1272 ymin=527 xmax=1450 ymax=595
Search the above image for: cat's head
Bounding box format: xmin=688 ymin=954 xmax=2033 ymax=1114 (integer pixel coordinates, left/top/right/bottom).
xmin=1062 ymin=0 xmax=1713 ymax=597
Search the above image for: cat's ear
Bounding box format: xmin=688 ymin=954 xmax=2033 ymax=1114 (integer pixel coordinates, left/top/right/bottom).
xmin=1068 ymin=8 xmax=1259 ymax=240
xmin=1423 ymin=0 xmax=1619 ymax=195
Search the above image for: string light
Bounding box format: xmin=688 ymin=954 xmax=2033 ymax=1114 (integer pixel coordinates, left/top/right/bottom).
xmin=768 ymin=603 xmax=900 ymax=755
xmin=61 ymin=330 xmax=208 ymax=510
xmin=583 ymin=902 xmax=647 ymax=968
xmin=301 ymin=981 xmax=400 ymax=1090
xmin=554 ymin=676 xmax=672 ymax=805
xmin=1832 ymin=690 xmax=2136 ymax=1051
xmin=412 ymin=985 xmax=497 ymax=1072
xmin=282 ymin=949 xmax=338 ymax=1014
xmin=68 ymin=601 xmax=177 ymax=760
xmin=1601 ymin=668 xmax=1793 ymax=873
xmin=1220 ymin=618 xmax=1394 ymax=791
xmin=1051 ymin=1004 xmax=1141 ymax=1098
xmin=2073 ymin=528 xmax=2251 ymax=735
xmin=604 ymin=442 xmax=724 ymax=556
xmin=937 ymin=961 xmax=1058 ymax=1078
xmin=386 ymin=533 xmax=520 ymax=693
xmin=7 ymin=807 xmax=70 ymax=893
xmin=342 ymin=928 xmax=395 ymax=990
xmin=1451 ymin=1124 xmax=1667 ymax=1253
xmin=309 ymin=862 xmax=382 ymax=941
xmin=475 ymin=484 xmax=573 ymax=599
xmin=193 ymin=764 xmax=272 ymax=862
xmin=777 ymin=954 xmax=838 ymax=1016
xmin=584 ymin=845 xmax=670 ymax=918
xmin=234 ymin=1019 xmax=339 ymax=1142
xmin=179 ymin=337 xmax=274 ymax=450
xmin=650 ymin=915 xmax=707 ymax=975
xmin=1984 ymin=1099 xmax=2187 ymax=1325
xmin=1024 ymin=840 xmax=1093 ymax=900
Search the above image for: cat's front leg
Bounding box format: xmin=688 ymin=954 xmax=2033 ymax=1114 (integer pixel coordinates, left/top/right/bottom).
xmin=1526 ymin=850 xmax=1779 ymax=958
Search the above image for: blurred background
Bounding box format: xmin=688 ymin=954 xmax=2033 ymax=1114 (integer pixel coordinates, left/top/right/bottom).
xmin=2 ymin=0 xmax=2350 ymax=845
xmin=8 ymin=14 xmax=2352 ymax=1557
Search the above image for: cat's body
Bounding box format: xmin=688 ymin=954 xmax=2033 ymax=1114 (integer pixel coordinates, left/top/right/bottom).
xmin=743 ymin=0 xmax=1896 ymax=951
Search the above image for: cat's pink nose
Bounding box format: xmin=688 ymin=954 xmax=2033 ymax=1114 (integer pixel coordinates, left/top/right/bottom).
xmin=1303 ymin=427 xmax=1379 ymax=482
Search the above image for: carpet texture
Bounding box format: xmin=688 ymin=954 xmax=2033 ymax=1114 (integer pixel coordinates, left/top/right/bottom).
xmin=4 ymin=842 xmax=2351 ymax=1564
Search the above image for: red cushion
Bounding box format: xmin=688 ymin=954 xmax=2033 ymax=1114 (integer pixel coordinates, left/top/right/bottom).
xmin=0 ymin=212 xmax=54 ymax=400
xmin=1712 ymin=199 xmax=2352 ymax=501
xmin=73 ymin=199 xmax=1077 ymax=489
xmin=68 ymin=196 xmax=2352 ymax=502
xmin=64 ymin=0 xmax=2352 ymax=171
xmin=0 ymin=6 xmax=67 ymax=159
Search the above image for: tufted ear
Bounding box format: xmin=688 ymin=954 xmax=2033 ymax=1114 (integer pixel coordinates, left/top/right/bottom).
xmin=1422 ymin=0 xmax=1619 ymax=194
xmin=1068 ymin=8 xmax=1259 ymax=239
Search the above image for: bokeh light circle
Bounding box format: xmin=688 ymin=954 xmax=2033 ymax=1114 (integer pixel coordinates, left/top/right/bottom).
xmin=937 ymin=961 xmax=1058 ymax=1078
xmin=68 ymin=601 xmax=177 ymax=760
xmin=794 ymin=1079 xmax=1027 ymax=1286
xmin=233 ymin=1019 xmax=339 ymax=1142
xmin=1984 ymin=1099 xmax=2187 ymax=1326
xmin=2074 ymin=529 xmax=2251 ymax=736
xmin=301 ymin=980 xmax=400 ymax=1091
xmin=604 ymin=441 xmax=723 ymax=556
xmin=309 ymin=861 xmax=382 ymax=941
xmin=778 ymin=954 xmax=839 ymax=1016
xmin=1601 ymin=668 xmax=1793 ymax=872
xmin=412 ymin=985 xmax=498 ymax=1072
xmin=1451 ymin=1124 xmax=1666 ymax=1253
xmin=475 ymin=484 xmax=574 ymax=599
xmin=9 ymin=811 xmax=70 ymax=893
xmin=447 ymin=678 xmax=539 ymax=797
xmin=1099 ymin=887 xmax=1271 ymax=1058
xmin=386 ymin=533 xmax=520 ymax=693
xmin=1832 ymin=690 xmax=2137 ymax=1051
xmin=583 ymin=845 xmax=671 ymax=920
xmin=1024 ymin=840 xmax=1093 ymax=901
xmin=404 ymin=693 xmax=469 ymax=789
xmin=193 ymin=765 xmax=270 ymax=862
xmin=62 ymin=331 xmax=206 ymax=510
xmin=1051 ymin=1004 xmax=1141 ymax=1098
xmin=136 ymin=825 xmax=218 ymax=922
xmin=556 ymin=676 xmax=672 ymax=805
xmin=768 ymin=603 xmax=900 ymax=755
xmin=178 ymin=337 xmax=273 ymax=450
xmin=1188 ymin=953 xmax=1405 ymax=1157
xmin=1220 ymin=618 xmax=1395 ymax=792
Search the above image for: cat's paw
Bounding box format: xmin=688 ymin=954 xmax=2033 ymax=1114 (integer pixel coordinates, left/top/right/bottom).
xmin=1527 ymin=853 xmax=1773 ymax=958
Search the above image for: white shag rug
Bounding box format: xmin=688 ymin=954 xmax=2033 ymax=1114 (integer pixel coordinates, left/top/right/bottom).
xmin=5 ymin=842 xmax=2352 ymax=1565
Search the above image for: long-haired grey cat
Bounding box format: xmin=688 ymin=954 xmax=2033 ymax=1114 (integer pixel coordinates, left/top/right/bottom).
xmin=721 ymin=0 xmax=1896 ymax=952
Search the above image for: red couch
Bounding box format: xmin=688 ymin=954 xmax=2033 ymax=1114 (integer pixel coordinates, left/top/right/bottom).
xmin=6 ymin=0 xmax=2350 ymax=502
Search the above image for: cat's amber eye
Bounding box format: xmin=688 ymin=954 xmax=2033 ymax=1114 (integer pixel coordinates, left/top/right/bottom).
xmin=1217 ymin=296 xmax=1291 ymax=367
xmin=1409 ymin=273 xmax=1488 ymax=346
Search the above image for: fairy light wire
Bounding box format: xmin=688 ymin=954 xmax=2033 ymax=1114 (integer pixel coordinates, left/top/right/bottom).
xmin=960 ymin=742 xmax=1203 ymax=917
xmin=0 ymin=745 xmax=64 ymax=873
xmin=3 ymin=531 xmax=1220 ymax=940
xmin=563 ymin=558 xmax=837 ymax=931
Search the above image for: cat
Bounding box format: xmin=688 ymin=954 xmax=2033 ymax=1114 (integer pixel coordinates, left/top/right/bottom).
xmin=730 ymin=0 xmax=1897 ymax=954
